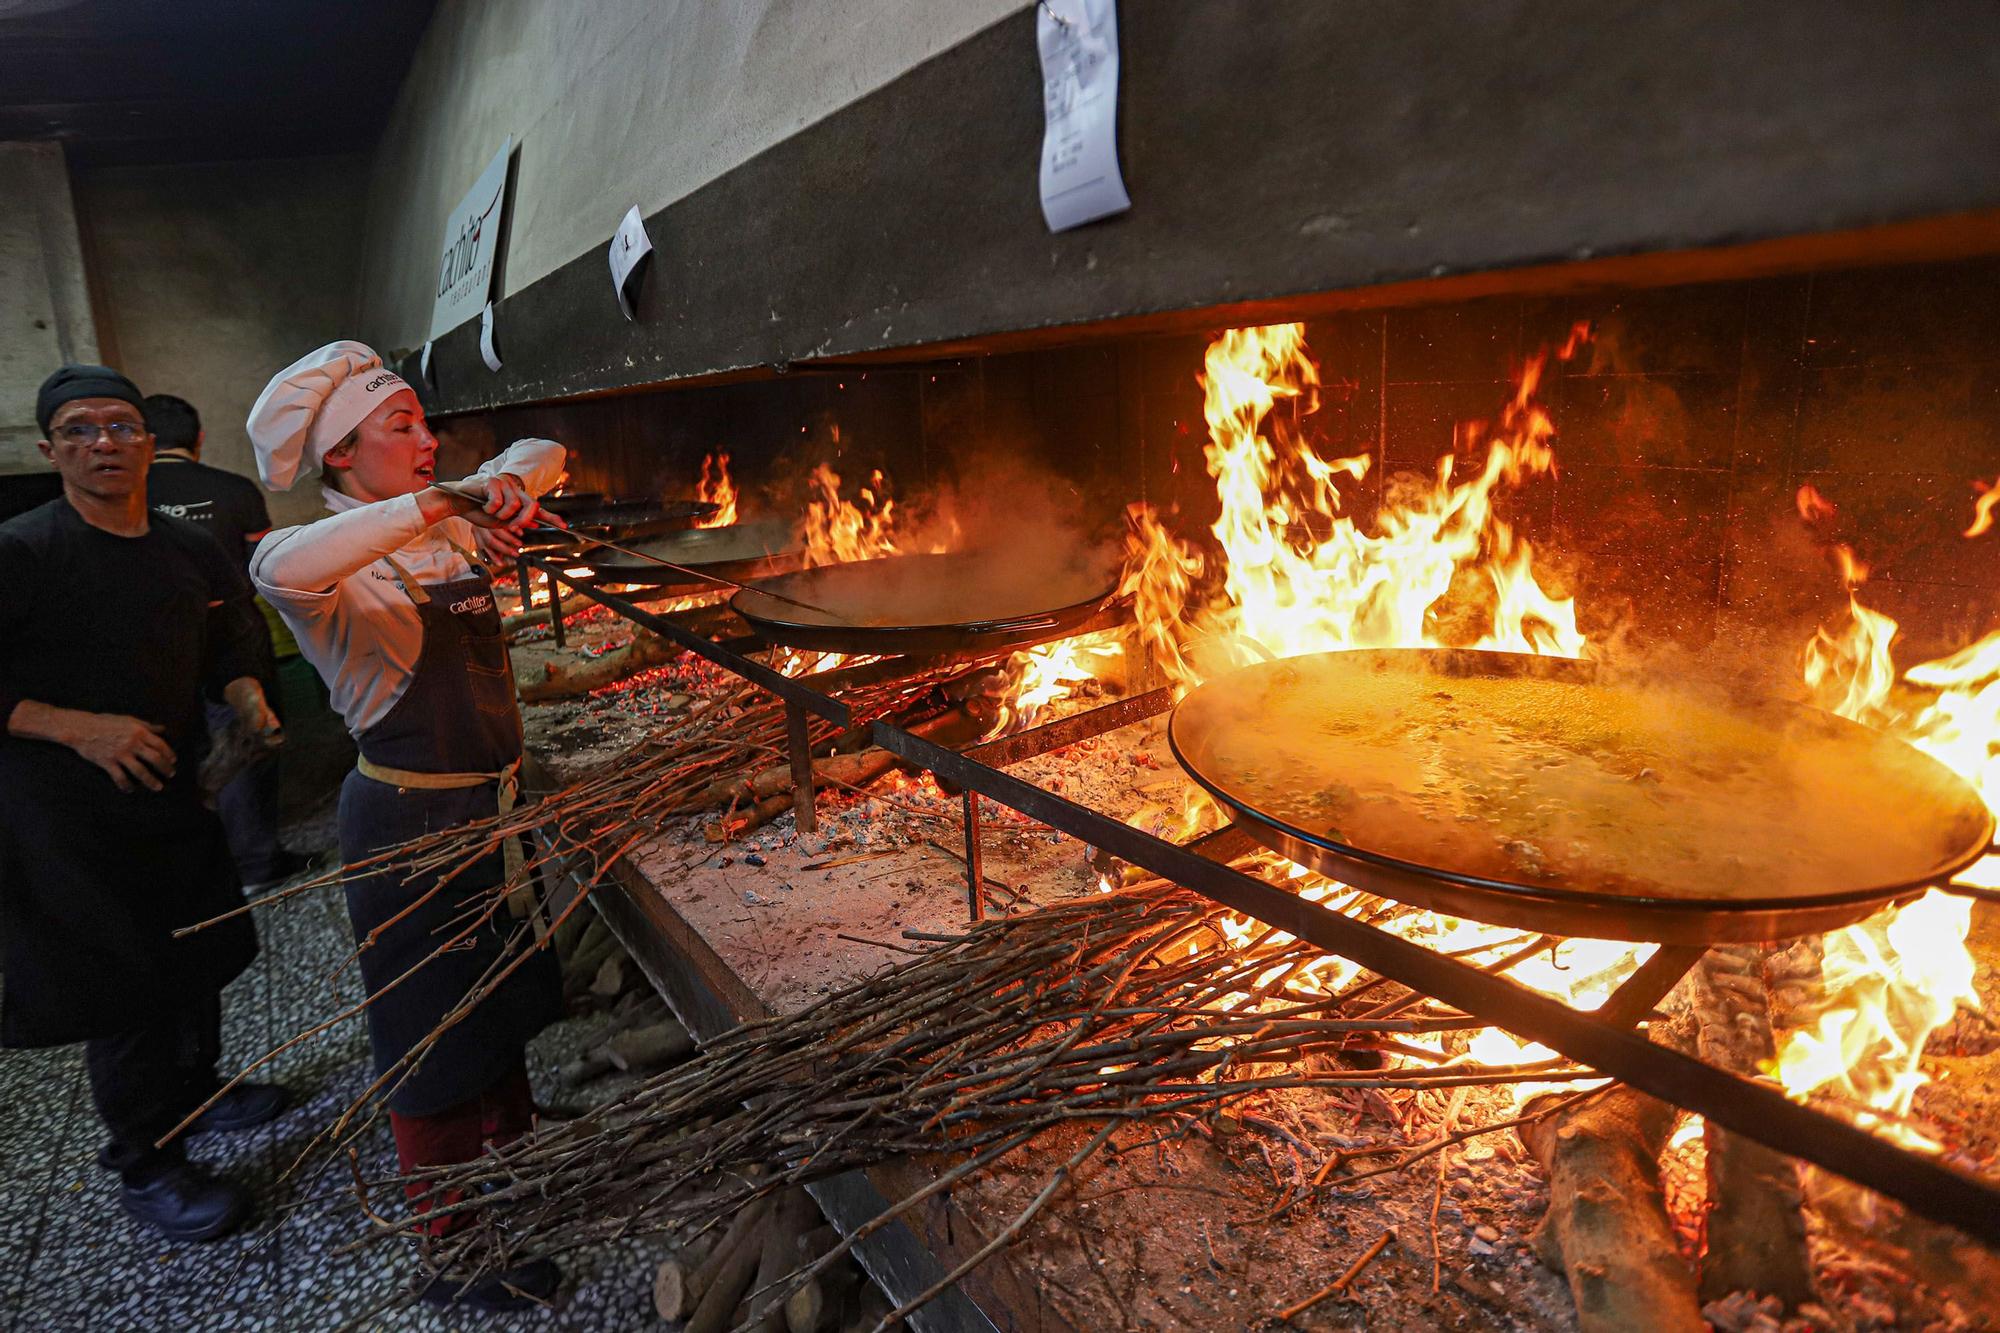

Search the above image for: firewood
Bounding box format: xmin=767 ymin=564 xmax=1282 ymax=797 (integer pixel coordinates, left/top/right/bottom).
xmin=838 ymin=1281 xmax=893 ymax=1333
xmin=519 ymin=629 xmax=678 ymax=702
xmin=695 ymin=748 xmax=900 ymax=811
xmin=559 ymin=1050 xmax=614 ymax=1086
xmin=783 ymin=1280 xmax=828 ymax=1333
xmin=588 ymin=951 xmax=627 ymax=999
xmin=1689 ymin=947 xmax=1814 ymax=1308
xmin=500 ymin=604 xmax=553 ymax=637
xmin=750 ymin=1186 xmax=820 ymax=1332
xmin=603 ymin=1018 xmax=693 ymax=1072
xmin=655 ymin=1193 xmax=771 ymax=1322
xmin=686 ymin=1193 xmax=775 ymax=1333
xmin=1526 ymin=1085 xmax=1703 ymax=1333
xmin=562 ymin=921 xmax=622 ymax=994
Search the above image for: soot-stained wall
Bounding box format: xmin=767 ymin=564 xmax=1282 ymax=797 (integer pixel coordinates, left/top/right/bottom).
xmin=454 ymin=255 xmax=2000 ymax=677
xmin=76 ymin=155 xmax=371 ymax=527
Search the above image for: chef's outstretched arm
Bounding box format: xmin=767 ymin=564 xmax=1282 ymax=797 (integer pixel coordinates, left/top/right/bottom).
xmin=253 ymin=439 xmax=566 ymax=596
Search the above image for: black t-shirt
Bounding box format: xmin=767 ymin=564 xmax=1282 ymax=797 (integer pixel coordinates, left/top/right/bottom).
xmin=146 ymin=454 xmax=273 ymax=567
xmin=0 ymin=498 xmax=265 ymax=758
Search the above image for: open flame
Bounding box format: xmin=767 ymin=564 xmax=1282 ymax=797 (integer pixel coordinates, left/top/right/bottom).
xmin=1776 ymin=490 xmax=1990 ymax=1147
xmin=1108 ymin=322 xmax=1643 ymax=1097
xmin=1125 ymin=321 xmax=1589 ymax=694
xmin=695 ymin=453 xmax=738 ymax=528
xmin=994 ymin=631 xmax=1126 ymax=734
xmin=799 ymin=463 xmax=905 ymax=567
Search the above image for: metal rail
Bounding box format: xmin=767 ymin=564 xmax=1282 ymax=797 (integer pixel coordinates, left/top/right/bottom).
xmin=516 ymin=551 xmax=2000 ymax=1250
xmin=869 ymin=720 xmax=2000 ymax=1249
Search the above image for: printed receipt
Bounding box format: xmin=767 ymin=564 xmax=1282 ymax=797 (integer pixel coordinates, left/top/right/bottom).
xmin=1037 ymin=0 xmax=1131 ymax=233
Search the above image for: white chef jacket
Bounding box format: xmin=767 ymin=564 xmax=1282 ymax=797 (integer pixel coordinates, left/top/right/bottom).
xmin=251 ymin=439 xmax=565 ymax=736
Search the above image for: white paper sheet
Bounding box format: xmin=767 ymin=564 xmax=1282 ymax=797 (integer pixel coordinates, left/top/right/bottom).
xmin=1037 ymin=0 xmax=1131 ymax=233
xmin=479 ymin=302 xmax=502 ymax=372
xmin=419 ymin=340 xmax=434 ymax=382
xmin=429 ymin=138 xmax=513 ymax=342
xmin=608 ymin=204 xmax=654 ymax=320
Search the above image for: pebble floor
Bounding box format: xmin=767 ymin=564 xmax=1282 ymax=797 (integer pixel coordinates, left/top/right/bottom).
xmin=0 ymin=860 xmax=668 ymax=1332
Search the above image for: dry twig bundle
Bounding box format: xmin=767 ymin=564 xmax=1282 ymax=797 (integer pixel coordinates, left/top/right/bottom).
xmin=353 ymin=879 xmax=1597 ymax=1329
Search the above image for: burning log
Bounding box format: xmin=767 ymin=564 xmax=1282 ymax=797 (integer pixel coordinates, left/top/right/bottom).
xmin=1688 ymin=947 xmax=1814 ymax=1309
xmin=1525 ymin=1073 xmax=1703 ymax=1333
xmin=519 ymin=629 xmax=680 ymax=701
xmin=701 ymin=702 xmax=992 ymax=841
xmin=500 ymin=603 xmax=555 ymax=638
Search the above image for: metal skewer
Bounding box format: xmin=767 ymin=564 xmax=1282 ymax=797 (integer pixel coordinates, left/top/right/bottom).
xmin=542 ymin=527 xmax=848 ymax=618
xmin=435 ymin=481 xmax=849 ymax=621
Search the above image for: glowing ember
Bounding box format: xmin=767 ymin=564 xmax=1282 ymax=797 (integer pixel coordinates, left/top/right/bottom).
xmin=994 ymin=631 xmax=1125 ymax=734
xmin=695 ymin=453 xmax=738 ymax=528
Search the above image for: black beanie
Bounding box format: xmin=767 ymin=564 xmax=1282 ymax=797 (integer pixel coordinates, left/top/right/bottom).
xmin=36 ymin=364 xmax=145 ymax=436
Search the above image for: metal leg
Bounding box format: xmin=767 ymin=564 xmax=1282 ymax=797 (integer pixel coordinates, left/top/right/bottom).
xmin=1595 ymin=943 xmax=1706 ymax=1029
xmin=962 ymin=789 xmax=986 ymax=923
xmin=547 ymin=566 xmax=567 ymax=649
xmin=787 ymin=701 xmax=816 ymax=835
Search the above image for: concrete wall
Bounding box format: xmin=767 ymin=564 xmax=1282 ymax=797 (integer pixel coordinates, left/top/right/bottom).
xmin=0 ymin=142 xmax=98 ymax=475
xmin=77 ymin=155 xmax=370 ymax=525
xmin=355 ymin=0 xmax=1025 ymax=353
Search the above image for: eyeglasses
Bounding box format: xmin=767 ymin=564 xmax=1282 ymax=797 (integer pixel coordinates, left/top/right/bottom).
xmin=55 ymin=421 xmax=147 ymax=446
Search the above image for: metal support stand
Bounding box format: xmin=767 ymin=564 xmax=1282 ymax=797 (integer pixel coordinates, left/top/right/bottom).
xmin=787 ymin=701 xmax=817 ymax=835
xmin=547 ymin=564 xmax=567 ymax=649
xmin=962 ymin=790 xmax=986 ymax=924
xmin=1594 ymin=943 xmax=1707 ymax=1029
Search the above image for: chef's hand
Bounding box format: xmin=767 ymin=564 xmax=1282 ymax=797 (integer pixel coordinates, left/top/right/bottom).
xmin=420 ymin=473 xmax=566 ymax=538
xmin=70 ymin=713 xmax=177 ymax=793
xmin=473 ymin=524 xmax=526 ymax=563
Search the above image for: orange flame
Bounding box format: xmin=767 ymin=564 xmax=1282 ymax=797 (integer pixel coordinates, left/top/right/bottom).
xmin=1125 ymin=321 xmax=1588 ymax=693
xmin=799 ymin=463 xmax=905 ymax=567
xmin=994 ymin=631 xmax=1125 ymax=734
xmin=1966 ymin=476 xmax=2000 ymax=538
xmin=1778 ymin=535 xmax=1992 ymax=1147
xmin=695 ymin=453 xmax=738 ymax=528
xmin=1104 ymin=322 xmax=1642 ymax=1100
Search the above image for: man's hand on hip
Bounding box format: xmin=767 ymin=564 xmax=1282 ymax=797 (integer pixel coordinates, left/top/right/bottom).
xmin=7 ymin=700 xmax=177 ymax=793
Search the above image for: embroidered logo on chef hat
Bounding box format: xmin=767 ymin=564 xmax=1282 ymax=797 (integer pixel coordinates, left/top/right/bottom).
xmin=247 ymin=341 xmax=412 ymax=491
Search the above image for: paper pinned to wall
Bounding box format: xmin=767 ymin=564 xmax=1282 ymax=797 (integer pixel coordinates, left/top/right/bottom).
xmin=429 ymin=137 xmax=514 ymax=342
xmin=479 ymin=302 xmax=502 ymax=372
xmin=1037 ymin=0 xmax=1131 ymax=233
xmin=608 ymin=205 xmax=654 ymax=320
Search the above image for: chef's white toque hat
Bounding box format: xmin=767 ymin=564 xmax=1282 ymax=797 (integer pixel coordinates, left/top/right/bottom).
xmin=246 ymin=341 xmax=412 ymax=491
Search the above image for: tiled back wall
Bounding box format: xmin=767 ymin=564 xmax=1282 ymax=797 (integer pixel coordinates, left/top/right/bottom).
xmin=458 ymin=255 xmax=2000 ymax=670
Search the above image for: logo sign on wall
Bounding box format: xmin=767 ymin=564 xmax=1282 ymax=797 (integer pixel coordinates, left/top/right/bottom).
xmin=429 ymin=137 xmax=514 ymax=343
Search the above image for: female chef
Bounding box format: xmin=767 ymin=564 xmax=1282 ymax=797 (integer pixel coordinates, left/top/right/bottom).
xmin=247 ymin=341 xmax=564 ymax=1311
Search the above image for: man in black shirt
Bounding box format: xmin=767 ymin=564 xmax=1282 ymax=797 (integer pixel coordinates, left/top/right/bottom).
xmin=141 ymin=394 xmax=273 ymax=561
xmin=143 ymin=393 xmax=302 ymax=890
xmin=0 ymin=366 xmax=291 ymax=1242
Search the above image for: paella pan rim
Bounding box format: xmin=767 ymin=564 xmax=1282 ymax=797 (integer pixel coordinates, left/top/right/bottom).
xmin=730 ymin=551 xmax=1120 ymax=657
xmin=1165 ymin=648 xmax=1994 ymax=942
xmin=580 ymin=518 xmax=805 ymax=587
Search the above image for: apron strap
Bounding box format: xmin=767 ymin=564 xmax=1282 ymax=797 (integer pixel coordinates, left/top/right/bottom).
xmin=378 ymin=553 xmax=430 ymax=606
xmin=379 ymin=537 xmax=492 ymax=605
